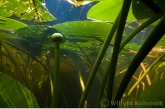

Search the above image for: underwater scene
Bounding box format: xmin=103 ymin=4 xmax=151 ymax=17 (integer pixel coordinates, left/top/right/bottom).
xmin=0 ymin=0 xmax=165 ymax=108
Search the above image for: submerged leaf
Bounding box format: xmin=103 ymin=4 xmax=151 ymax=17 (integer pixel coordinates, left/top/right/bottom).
xmin=0 ymin=72 xmax=39 ymax=108
xmin=137 ymin=78 xmax=165 ymax=108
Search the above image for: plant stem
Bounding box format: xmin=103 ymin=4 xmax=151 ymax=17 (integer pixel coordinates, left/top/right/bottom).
xmin=51 ymin=41 xmax=60 ymax=108
xmin=113 ymin=13 xmax=165 ymax=108
xmin=78 ymin=9 xmax=119 ymax=109
xmin=106 ymin=0 xmax=132 ymax=107
xmin=140 ymin=63 xmax=151 ymax=85
xmin=96 ymin=14 xmax=120 ymax=107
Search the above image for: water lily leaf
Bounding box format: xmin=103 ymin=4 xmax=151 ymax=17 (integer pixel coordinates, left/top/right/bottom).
xmin=0 ymin=0 xmax=55 ymax=22
xmin=21 ymin=0 xmax=55 ymax=22
xmin=0 ymin=9 xmax=12 ymax=17
xmin=120 ymin=43 xmax=141 ymax=55
xmin=0 ymin=72 xmax=39 ymax=108
xmin=132 ymin=0 xmax=165 ymax=20
xmin=52 ymin=21 xmax=112 ymax=42
xmin=136 ymin=78 xmax=165 ymax=108
xmin=124 ymin=43 xmax=141 ymax=51
xmin=140 ymin=18 xmax=160 ymax=26
xmin=34 ymin=3 xmax=55 ymax=22
xmin=16 ymin=25 xmax=49 ymax=42
xmin=0 ymin=16 xmax=27 ymax=30
xmin=77 ymin=0 xmax=105 ymax=2
xmin=155 ymin=34 xmax=165 ymax=47
xmin=51 ymin=21 xmax=113 ymax=50
xmin=61 ymin=41 xmax=80 ymax=51
xmin=87 ymin=0 xmax=136 ymax=22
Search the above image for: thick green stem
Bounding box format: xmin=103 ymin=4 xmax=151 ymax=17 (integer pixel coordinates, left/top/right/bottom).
xmin=51 ymin=41 xmax=60 ymax=108
xmin=113 ymin=13 xmax=165 ymax=108
xmin=96 ymin=14 xmax=120 ymax=107
xmin=97 ymin=12 xmax=165 ymax=106
xmin=78 ymin=9 xmax=119 ymax=108
xmin=127 ymin=52 xmax=165 ymax=98
xmin=106 ymin=0 xmax=132 ymax=107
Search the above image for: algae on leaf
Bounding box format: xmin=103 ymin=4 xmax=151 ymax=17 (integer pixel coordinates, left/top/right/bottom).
xmin=0 ymin=72 xmax=39 ymax=108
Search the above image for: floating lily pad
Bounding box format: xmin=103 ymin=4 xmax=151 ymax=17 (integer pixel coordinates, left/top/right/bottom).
xmin=52 ymin=20 xmax=112 ymax=44
xmin=132 ymin=0 xmax=165 ymax=20
xmin=16 ymin=25 xmax=49 ymax=42
xmin=0 ymin=9 xmax=12 ymax=17
xmin=0 ymin=0 xmax=55 ymax=22
xmin=87 ymin=0 xmax=136 ymax=22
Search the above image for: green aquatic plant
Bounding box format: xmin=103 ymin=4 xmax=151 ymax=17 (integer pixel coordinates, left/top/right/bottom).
xmin=0 ymin=17 xmax=34 ymax=92
xmin=51 ymin=33 xmax=63 ymax=107
xmin=0 ymin=0 xmax=165 ymax=108
xmin=0 ymin=0 xmax=55 ymax=22
xmin=52 ymin=0 xmax=165 ymax=107
xmin=0 ymin=72 xmax=39 ymax=108
xmin=52 ymin=1 xmax=164 ymax=107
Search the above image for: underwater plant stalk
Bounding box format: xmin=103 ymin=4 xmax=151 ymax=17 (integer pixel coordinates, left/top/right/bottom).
xmin=96 ymin=8 xmax=164 ymax=107
xmin=96 ymin=6 xmax=127 ymax=108
xmin=106 ymin=0 xmax=132 ymax=107
xmin=120 ymin=10 xmax=165 ymax=51
xmin=78 ymin=9 xmax=119 ymax=108
xmin=51 ymin=33 xmax=63 ymax=108
xmin=113 ymin=13 xmax=165 ymax=108
xmin=0 ymin=36 xmax=34 ymax=94
xmin=76 ymin=44 xmax=103 ymax=83
xmin=127 ymin=52 xmax=165 ymax=98
xmin=140 ymin=63 xmax=151 ymax=85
